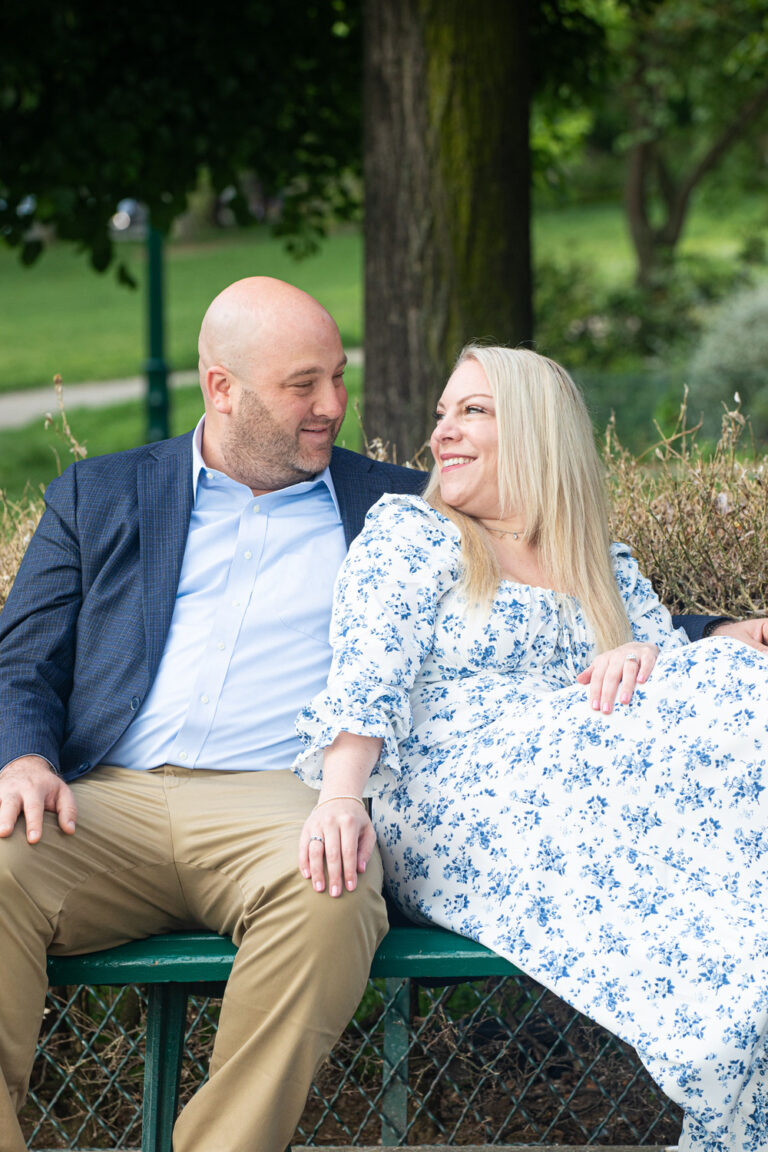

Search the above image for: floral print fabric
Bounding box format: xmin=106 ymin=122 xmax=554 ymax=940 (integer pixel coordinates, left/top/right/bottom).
xmin=294 ymin=494 xmax=768 ymax=1150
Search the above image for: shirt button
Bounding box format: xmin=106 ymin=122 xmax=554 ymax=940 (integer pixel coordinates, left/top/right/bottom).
xmin=244 ymin=550 xmax=252 ymax=560
xmin=217 ymin=641 xmax=226 ymax=650
xmin=179 ymin=752 xmax=188 ymax=762
xmin=206 ymin=470 xmax=214 ymax=480
xmin=232 ymin=599 xmax=240 ymax=607
xmin=201 ymin=694 xmax=209 ymax=704
xmin=252 ymin=503 xmax=260 ymax=513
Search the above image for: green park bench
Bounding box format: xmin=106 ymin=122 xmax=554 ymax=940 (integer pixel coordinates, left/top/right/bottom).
xmin=47 ymin=924 xmax=520 ymax=1152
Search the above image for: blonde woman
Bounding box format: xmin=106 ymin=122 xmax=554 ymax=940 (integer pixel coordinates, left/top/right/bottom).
xmin=293 ymin=346 xmax=768 ymax=1152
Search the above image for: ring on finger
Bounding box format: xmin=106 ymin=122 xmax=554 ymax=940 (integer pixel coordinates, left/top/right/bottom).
xmin=308 ymin=834 xmax=325 ymax=844
xmin=624 ymin=654 xmax=641 ymax=664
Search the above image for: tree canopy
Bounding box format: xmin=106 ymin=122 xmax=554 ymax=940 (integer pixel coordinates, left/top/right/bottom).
xmin=0 ymin=1 xmax=361 ymax=278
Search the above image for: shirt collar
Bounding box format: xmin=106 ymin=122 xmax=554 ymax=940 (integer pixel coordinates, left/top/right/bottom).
xmin=191 ymin=415 xmax=340 ymax=516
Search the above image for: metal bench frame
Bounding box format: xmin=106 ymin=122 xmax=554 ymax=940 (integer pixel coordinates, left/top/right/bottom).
xmin=47 ymin=926 xmax=519 ymax=1152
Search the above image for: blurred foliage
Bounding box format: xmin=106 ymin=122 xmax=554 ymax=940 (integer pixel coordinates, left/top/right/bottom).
xmin=616 ymin=0 xmax=768 ymax=282
xmin=530 ymin=0 xmax=618 ymax=183
xmin=534 ymin=249 xmax=755 ymax=370
xmin=0 ymin=0 xmax=362 ymax=278
xmin=687 ymin=281 xmax=768 ymax=441
xmin=533 ymin=0 xmax=768 ymax=284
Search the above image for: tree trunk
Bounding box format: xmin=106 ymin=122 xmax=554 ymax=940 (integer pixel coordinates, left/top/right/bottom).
xmin=624 ymin=139 xmax=665 ymax=288
xmin=363 ymin=0 xmax=532 ymax=463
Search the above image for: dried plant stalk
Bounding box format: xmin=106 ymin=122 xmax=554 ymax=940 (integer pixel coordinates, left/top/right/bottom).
xmin=1 ymin=378 xmax=87 ymax=610
xmin=605 ymin=392 xmax=768 ymax=617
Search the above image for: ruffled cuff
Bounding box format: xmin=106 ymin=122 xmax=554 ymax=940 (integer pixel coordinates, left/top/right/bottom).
xmin=292 ymin=689 xmax=409 ymax=793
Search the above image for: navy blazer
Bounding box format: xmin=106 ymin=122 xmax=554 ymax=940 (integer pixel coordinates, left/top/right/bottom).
xmin=0 ymin=436 xmax=426 ymax=782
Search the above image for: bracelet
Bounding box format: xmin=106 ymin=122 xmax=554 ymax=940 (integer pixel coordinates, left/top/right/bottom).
xmin=314 ymin=795 xmax=366 ymax=810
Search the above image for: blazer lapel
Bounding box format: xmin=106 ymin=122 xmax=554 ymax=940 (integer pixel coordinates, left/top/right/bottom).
xmin=138 ymin=436 xmax=194 ymax=680
xmin=331 ymin=448 xmax=382 ymax=546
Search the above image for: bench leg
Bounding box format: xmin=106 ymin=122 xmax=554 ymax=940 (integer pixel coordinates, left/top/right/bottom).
xmin=381 ymin=977 xmax=410 ymax=1144
xmin=142 ymin=984 xmax=188 ymax=1152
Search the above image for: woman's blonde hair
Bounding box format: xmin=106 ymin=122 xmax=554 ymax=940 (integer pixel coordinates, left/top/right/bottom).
xmin=424 ymin=345 xmax=632 ymax=653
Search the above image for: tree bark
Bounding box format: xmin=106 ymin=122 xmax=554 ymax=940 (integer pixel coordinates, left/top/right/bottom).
xmin=363 ymin=0 xmax=532 ymax=462
xmin=624 ymin=136 xmax=659 ymax=288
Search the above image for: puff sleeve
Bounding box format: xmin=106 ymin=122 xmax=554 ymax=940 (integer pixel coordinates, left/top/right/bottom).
xmin=611 ymin=543 xmax=689 ymax=653
xmin=293 ymin=494 xmax=461 ymax=792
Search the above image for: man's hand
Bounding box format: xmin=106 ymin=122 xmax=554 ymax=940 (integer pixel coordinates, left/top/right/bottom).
xmin=0 ymin=755 xmax=77 ymax=843
xmin=709 ymin=618 xmax=768 ymax=653
xmin=299 ymin=797 xmax=376 ymax=898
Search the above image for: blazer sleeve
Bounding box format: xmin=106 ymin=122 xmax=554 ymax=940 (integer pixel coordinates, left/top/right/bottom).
xmin=0 ymin=469 xmax=82 ymax=772
xmin=672 ymin=613 xmax=732 ymax=642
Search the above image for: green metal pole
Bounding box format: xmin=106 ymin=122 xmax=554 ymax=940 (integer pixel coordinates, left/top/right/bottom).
xmin=145 ymin=222 xmax=170 ymax=442
xmin=381 ymin=977 xmax=410 ymax=1143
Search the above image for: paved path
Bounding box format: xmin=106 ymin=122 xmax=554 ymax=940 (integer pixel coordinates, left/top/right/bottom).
xmin=0 ymin=371 xmax=199 ymax=430
xmin=0 ymin=348 xmax=364 ymax=430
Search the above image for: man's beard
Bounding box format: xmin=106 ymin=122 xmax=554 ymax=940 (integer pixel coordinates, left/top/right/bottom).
xmin=222 ymin=388 xmax=338 ymax=492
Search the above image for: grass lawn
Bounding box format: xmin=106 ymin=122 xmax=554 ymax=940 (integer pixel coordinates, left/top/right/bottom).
xmin=532 ymin=194 xmax=767 ymax=283
xmin=0 ymin=367 xmax=365 ymax=503
xmin=0 ymin=226 xmax=363 ymax=393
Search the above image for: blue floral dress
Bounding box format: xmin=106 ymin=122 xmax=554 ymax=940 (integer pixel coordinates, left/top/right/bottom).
xmin=294 ymin=494 xmax=768 ymax=1152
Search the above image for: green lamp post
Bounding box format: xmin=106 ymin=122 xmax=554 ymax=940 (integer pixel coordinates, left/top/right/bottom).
xmin=145 ymin=222 xmax=170 ymax=442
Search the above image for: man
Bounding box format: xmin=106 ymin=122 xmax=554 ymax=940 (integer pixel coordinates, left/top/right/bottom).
xmin=0 ymin=277 xmax=765 ymax=1152
xmin=0 ymin=277 xmax=425 ymax=1152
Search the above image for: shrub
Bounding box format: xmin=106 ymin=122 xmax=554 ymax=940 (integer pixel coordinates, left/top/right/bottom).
xmin=0 ymin=380 xmax=84 ymax=610
xmin=687 ymin=281 xmax=768 ymax=441
xmin=535 ymin=253 xmax=752 ymax=373
xmin=605 ymin=394 xmax=768 ymax=617
xmin=0 ymin=493 xmax=41 ymax=610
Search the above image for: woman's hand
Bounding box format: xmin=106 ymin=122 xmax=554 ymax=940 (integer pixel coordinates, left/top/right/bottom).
xmin=576 ymin=641 xmax=659 ymax=714
xmin=299 ymin=796 xmax=377 ymax=898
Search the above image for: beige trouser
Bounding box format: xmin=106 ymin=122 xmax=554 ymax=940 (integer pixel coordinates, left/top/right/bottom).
xmin=0 ymin=766 xmax=387 ymax=1152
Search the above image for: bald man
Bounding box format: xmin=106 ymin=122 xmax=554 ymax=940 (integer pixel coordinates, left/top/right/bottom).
xmin=0 ymin=278 xmax=426 ymax=1152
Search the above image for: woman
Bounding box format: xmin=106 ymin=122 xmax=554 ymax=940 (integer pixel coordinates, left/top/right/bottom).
xmin=293 ymin=346 xmax=768 ymax=1151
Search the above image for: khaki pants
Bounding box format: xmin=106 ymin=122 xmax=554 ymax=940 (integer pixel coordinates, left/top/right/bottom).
xmin=0 ymin=766 xmax=387 ymax=1152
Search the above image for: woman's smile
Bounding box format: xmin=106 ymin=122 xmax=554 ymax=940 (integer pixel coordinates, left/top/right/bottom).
xmin=430 ymin=360 xmax=500 ymax=519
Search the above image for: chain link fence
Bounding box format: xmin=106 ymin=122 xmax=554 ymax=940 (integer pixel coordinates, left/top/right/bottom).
xmin=23 ymin=972 xmax=682 ymax=1149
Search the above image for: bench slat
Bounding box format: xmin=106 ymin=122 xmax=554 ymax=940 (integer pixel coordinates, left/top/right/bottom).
xmin=46 ymin=926 xmax=521 ymax=985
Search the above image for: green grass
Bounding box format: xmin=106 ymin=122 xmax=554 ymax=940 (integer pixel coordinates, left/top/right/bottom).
xmin=533 ymin=202 xmax=636 ymax=283
xmin=0 ymin=226 xmax=363 ymax=392
xmin=0 ymin=366 xmax=364 ymax=502
xmin=532 ymin=194 xmax=768 ymax=284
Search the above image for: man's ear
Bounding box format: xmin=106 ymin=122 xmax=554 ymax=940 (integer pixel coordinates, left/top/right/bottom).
xmin=204 ymin=365 xmax=234 ymax=414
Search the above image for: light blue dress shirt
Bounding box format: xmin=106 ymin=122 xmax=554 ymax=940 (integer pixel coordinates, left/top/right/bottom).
xmin=106 ymin=419 xmax=347 ymax=772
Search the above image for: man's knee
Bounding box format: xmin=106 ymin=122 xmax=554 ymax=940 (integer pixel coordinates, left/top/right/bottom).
xmin=299 ymin=851 xmax=388 ymax=957
xmin=0 ymin=824 xmax=56 ymax=927
xmin=239 ymin=844 xmax=388 ymax=977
